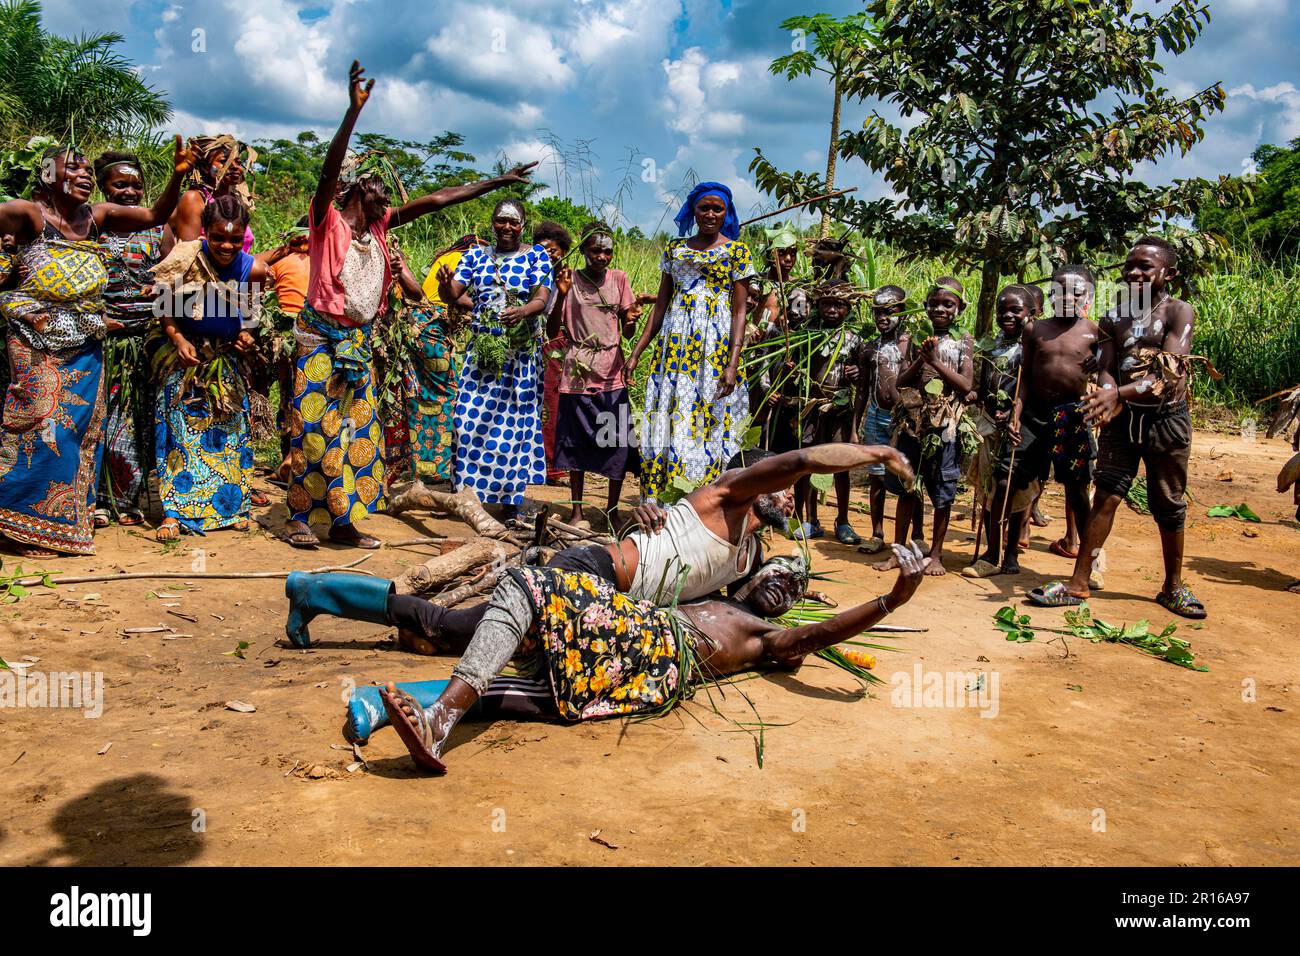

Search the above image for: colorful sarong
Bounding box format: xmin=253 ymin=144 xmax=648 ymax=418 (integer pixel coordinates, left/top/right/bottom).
xmin=0 ymin=336 xmax=106 ymax=554
xmin=286 ymin=307 xmax=387 ymax=528
xmin=541 ymin=336 xmax=565 ymax=482
xmin=507 ymin=566 xmax=688 ymax=722
xmin=409 ymin=306 xmax=458 ymax=484
xmin=154 ymin=358 xmax=252 ymax=532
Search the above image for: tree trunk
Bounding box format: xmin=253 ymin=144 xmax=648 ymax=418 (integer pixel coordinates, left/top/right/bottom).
xmin=820 ymin=76 xmax=842 ymax=239
xmin=392 ymin=538 xmax=515 ymax=596
xmin=387 ymin=483 xmax=513 ymax=540
xmin=975 ymin=258 xmax=1001 ymax=338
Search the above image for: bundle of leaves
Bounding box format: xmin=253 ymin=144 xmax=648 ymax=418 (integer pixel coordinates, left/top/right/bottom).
xmin=1206 ymin=502 xmax=1261 ymax=522
xmin=993 ymin=603 xmax=1206 ymax=671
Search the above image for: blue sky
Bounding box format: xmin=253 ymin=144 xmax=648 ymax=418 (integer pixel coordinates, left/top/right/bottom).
xmin=36 ymin=0 xmax=1300 ymax=233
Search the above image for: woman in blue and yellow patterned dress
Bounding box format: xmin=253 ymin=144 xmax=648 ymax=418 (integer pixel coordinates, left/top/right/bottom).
xmin=627 ymin=182 xmax=754 ymax=502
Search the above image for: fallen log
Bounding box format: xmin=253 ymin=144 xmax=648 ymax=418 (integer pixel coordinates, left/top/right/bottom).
xmin=387 ymin=483 xmax=513 ymax=540
xmin=391 ymin=538 xmax=515 ymax=596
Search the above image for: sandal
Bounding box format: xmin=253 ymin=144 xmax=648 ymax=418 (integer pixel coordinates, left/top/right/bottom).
xmin=962 ymin=558 xmax=1001 ymax=579
xmin=1156 ymin=584 xmax=1207 ymax=620
xmin=1048 ymin=538 xmax=1079 ymax=559
xmin=250 ymin=489 xmax=270 ymax=507
xmin=93 ymin=508 xmax=111 ymax=529
xmin=156 ymin=518 xmax=181 ymax=543
xmin=834 ymin=523 xmax=861 ymax=546
xmin=118 ymin=509 xmax=145 ymax=527
xmin=328 ymin=526 xmax=381 ymax=550
xmin=857 ymin=535 xmax=886 ymax=555
xmin=379 ymin=688 xmax=448 ymax=774
xmin=285 ymin=521 xmax=320 ymax=549
xmin=1026 ymin=581 xmax=1085 ymax=607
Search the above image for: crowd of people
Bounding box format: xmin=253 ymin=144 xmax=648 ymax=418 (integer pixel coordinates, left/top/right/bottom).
xmin=0 ymin=60 xmax=1226 ymax=772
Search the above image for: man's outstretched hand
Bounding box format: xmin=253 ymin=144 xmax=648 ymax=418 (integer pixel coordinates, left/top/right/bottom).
xmin=871 ymin=444 xmax=915 ymax=492
xmin=886 ymin=541 xmax=930 ymax=608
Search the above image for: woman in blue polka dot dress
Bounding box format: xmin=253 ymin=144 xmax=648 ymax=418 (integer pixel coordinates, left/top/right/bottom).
xmin=627 ymin=182 xmax=754 ymax=502
xmin=436 ymin=199 xmax=553 ymax=516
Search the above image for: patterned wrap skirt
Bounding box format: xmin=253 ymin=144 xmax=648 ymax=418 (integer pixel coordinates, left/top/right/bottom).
xmin=0 ymin=335 xmax=107 ymax=554
xmin=409 ymin=308 xmax=458 ymax=484
xmin=507 ymin=566 xmax=687 ymax=722
xmin=453 ymin=338 xmax=545 ymax=506
xmin=286 ymin=310 xmax=387 ymax=528
xmin=154 ymin=357 xmax=252 ymax=532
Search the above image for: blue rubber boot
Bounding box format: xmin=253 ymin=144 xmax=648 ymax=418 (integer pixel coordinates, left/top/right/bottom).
xmin=345 ymin=679 xmax=450 ymax=744
xmin=284 ymin=571 xmax=393 ymax=648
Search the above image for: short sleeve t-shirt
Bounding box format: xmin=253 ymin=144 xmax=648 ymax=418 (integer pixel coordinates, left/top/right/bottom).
xmin=267 ymin=253 xmax=310 ymax=315
xmin=559 ymin=268 xmax=635 ymax=394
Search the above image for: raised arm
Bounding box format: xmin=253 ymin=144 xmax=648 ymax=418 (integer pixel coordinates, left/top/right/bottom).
xmin=100 ymin=135 xmax=194 ymax=233
xmin=0 ymin=199 xmax=42 ymax=243
xmin=388 ymin=163 xmax=538 ymax=229
xmin=313 ymin=60 xmax=373 ymax=228
xmin=714 ymin=442 xmax=913 ymax=504
xmin=762 ymin=543 xmax=928 ymax=663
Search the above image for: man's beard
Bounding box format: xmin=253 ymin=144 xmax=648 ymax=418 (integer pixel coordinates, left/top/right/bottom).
xmin=753 ymin=494 xmax=789 ymax=531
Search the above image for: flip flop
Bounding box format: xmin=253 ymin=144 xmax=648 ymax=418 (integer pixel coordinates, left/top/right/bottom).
xmin=328 ymin=528 xmax=381 ymax=549
xmin=1026 ymin=581 xmax=1085 ymax=607
xmin=962 ymin=558 xmax=1001 ymax=579
xmin=857 ymin=535 xmax=886 ymax=555
xmin=250 ymin=489 xmax=270 ymax=507
xmin=379 ymin=688 xmax=447 ymax=774
xmin=285 ymin=523 xmax=319 ymax=549
xmin=93 ymin=508 xmax=111 ymax=529
xmin=118 ymin=509 xmax=145 ymax=527
xmin=1048 ymin=538 xmax=1079 ymax=559
xmin=834 ymin=523 xmax=861 ymax=545
xmin=155 ymin=518 xmax=181 ymax=543
xmin=1156 ymin=584 xmax=1207 ymax=620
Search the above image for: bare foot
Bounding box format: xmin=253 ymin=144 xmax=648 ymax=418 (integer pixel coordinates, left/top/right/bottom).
xmin=1000 ymin=557 xmax=1021 ymax=575
xmin=871 ymin=552 xmax=901 ymax=572
xmin=924 ymin=554 xmax=947 ymax=576
xmin=328 ymin=524 xmax=381 ymax=549
xmin=1287 ymin=580 xmax=1300 ymax=594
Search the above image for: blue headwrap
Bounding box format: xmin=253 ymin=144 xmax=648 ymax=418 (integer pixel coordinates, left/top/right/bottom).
xmin=674 ymin=181 xmax=741 ymax=241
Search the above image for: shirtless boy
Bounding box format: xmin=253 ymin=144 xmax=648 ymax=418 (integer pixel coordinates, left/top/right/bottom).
xmin=854 ymin=286 xmax=916 ymax=553
xmin=1031 ymin=238 xmax=1205 ymax=618
xmin=963 ymin=284 xmax=1032 ymax=577
xmin=875 ymin=277 xmax=974 ymax=575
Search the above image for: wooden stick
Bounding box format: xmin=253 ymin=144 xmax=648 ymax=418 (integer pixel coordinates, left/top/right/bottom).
xmin=546 ymin=516 xmax=615 ymax=545
xmin=13 ymin=554 xmax=375 ymax=589
xmin=739 ymin=187 xmax=859 ymax=227
xmin=437 ymin=568 xmax=504 ymax=609
xmin=384 ymin=535 xmax=447 ymax=548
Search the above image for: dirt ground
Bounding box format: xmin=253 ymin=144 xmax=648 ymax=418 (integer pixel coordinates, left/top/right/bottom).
xmin=2 ymin=427 xmax=1297 ymax=867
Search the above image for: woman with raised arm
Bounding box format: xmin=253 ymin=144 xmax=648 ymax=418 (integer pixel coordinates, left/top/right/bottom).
xmin=283 ymin=61 xmax=536 ymax=549
xmin=627 ymin=182 xmax=754 ymax=503
xmin=0 ymin=138 xmax=194 ymax=557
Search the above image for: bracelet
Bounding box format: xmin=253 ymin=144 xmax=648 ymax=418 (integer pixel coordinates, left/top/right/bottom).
xmin=878 ymin=594 xmax=891 ymax=615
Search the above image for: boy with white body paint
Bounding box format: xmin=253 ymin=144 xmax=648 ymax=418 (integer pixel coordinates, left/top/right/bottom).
xmin=1033 ymin=237 xmax=1205 ymax=618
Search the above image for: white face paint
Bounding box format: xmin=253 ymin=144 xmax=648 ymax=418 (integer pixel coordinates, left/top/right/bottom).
xmin=496 ymin=203 xmax=524 ymax=223
xmin=222 ymin=221 xmax=237 ymax=233
xmin=589 ymin=234 xmax=613 ymax=253
xmin=112 ymin=164 xmax=142 ymax=179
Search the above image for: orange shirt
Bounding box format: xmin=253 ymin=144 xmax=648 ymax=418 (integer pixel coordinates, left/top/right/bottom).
xmin=267 ymin=252 xmax=310 ymax=315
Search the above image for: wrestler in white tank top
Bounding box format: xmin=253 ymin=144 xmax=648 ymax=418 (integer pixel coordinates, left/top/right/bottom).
xmin=627 ymin=501 xmax=759 ymax=604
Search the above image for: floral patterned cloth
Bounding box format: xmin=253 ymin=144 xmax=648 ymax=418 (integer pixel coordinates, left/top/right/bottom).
xmin=409 ymin=305 xmax=458 ymax=483
xmin=639 ymin=238 xmax=754 ymax=501
xmin=507 ymin=566 xmax=689 ymax=722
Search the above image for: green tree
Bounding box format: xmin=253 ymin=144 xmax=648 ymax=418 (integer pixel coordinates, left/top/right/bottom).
xmin=1196 ymin=138 xmax=1300 ymax=259
xmin=0 ymin=0 xmax=171 ymax=141
xmin=751 ymin=0 xmax=1249 ymax=334
xmin=769 ymin=11 xmax=879 ymax=238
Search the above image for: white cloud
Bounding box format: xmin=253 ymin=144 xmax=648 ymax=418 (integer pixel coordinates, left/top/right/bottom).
xmin=423 ymin=5 xmax=575 ymax=95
